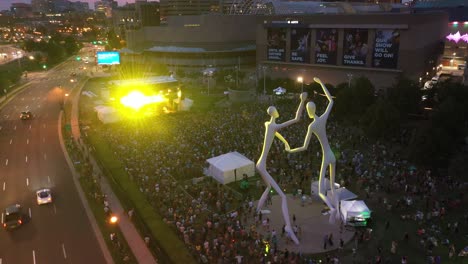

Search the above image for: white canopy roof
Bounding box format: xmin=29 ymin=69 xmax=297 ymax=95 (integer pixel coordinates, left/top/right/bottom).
xmin=206 ymin=151 xmax=253 ymax=171
xmin=340 ymin=200 xmax=371 ymax=222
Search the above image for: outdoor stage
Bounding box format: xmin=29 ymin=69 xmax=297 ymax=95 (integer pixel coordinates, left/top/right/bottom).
xmin=254 ymin=194 xmax=355 ymax=254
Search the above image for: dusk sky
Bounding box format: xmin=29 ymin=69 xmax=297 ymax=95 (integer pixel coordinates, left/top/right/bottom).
xmin=0 ymin=0 xmax=137 ymax=11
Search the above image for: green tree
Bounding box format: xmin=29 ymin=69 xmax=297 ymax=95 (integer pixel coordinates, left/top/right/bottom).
xmin=63 ymin=35 xmax=80 ymax=55
xmin=387 ymin=77 xmax=421 ymax=119
xmin=360 ymin=98 xmax=400 ymax=139
xmin=106 ymin=29 xmax=122 ymax=50
xmin=334 ymin=76 xmax=375 ymax=121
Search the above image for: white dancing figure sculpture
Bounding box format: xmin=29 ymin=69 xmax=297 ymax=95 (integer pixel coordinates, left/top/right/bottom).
xmin=283 ymin=78 xmax=339 ymax=223
xmin=256 ymin=92 xmax=307 ymax=245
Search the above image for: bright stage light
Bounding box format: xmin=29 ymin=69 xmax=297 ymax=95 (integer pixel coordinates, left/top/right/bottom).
xmin=120 ymin=91 xmax=148 ymax=110
xmin=120 ymin=91 xmax=167 ymax=110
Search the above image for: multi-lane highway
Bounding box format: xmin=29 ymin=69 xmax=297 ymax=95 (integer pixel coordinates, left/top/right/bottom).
xmin=0 ymin=50 xmax=106 ymax=263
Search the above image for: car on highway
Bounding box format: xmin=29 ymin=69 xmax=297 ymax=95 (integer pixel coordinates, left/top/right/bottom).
xmin=20 ymin=111 xmax=32 ymax=120
xmin=3 ymin=204 xmax=23 ymax=230
xmin=423 ymin=80 xmax=433 ymax=90
xmin=36 ymin=188 xmax=53 ymax=205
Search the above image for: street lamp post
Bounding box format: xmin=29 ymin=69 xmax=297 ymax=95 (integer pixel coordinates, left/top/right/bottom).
xmin=263 ymin=66 xmax=267 ymax=95
xmin=235 ymin=66 xmax=239 ymax=89
xmin=347 ymin=73 xmax=353 ymax=88
xmin=297 ymin=76 xmax=304 ymax=93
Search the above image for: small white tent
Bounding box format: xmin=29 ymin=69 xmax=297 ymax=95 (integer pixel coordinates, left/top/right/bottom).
xmin=311 ymin=178 xmax=340 ymax=197
xmin=206 ymin=152 xmax=255 ymax=184
xmin=327 ymin=187 xmax=358 ymax=202
xmin=340 ymin=200 xmax=371 ymax=226
xmin=94 ymin=106 xmax=120 ymax=124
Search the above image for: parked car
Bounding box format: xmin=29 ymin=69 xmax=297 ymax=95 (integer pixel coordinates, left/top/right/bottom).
xmin=423 ymin=80 xmax=433 ymax=90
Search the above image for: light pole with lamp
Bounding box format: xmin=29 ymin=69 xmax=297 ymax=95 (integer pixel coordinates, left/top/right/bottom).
xmin=347 ymin=73 xmax=353 ymax=88
xmin=262 ymin=66 xmax=267 ymax=95
xmin=297 ymin=76 xmax=304 ymax=93
xmin=235 ymin=66 xmax=239 ymax=89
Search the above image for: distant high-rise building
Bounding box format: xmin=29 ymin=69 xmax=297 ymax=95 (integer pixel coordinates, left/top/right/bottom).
xmin=137 ymin=1 xmax=160 ymax=26
xmin=31 ymin=0 xmax=53 ymax=14
xmin=71 ymin=1 xmax=90 ymax=13
xmin=95 ymin=0 xmax=116 ymax=17
xmin=11 ymin=3 xmax=33 ymax=18
xmin=160 ymin=0 xmax=221 ymax=16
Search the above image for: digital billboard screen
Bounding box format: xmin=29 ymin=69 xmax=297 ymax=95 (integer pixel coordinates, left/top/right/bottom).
xmin=96 ymin=51 xmax=120 ymax=65
xmin=342 ymin=29 xmax=369 ymax=66
xmin=372 ymin=29 xmax=400 ymax=69
xmin=290 ymin=28 xmax=310 ymax=63
xmin=315 ymin=29 xmax=338 ymax=65
xmin=267 ymin=28 xmax=287 ymax=61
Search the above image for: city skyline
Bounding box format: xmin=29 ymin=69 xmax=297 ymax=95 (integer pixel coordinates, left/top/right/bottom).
xmin=0 ymin=0 xmax=137 ymax=11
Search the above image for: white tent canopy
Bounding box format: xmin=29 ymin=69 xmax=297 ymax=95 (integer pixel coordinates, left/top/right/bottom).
xmin=311 ymin=178 xmax=340 ymax=197
xmin=205 ymin=152 xmax=255 ymax=184
xmin=340 ymin=200 xmax=371 ymax=225
xmin=273 ymin=86 xmax=287 ymax=95
xmin=328 ymin=187 xmax=358 ymax=202
xmin=94 ymin=106 xmax=120 ymax=124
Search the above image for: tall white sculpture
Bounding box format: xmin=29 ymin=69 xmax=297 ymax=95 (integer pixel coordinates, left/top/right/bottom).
xmin=256 ymin=92 xmax=307 ymax=245
xmin=282 ymin=78 xmax=339 ymax=223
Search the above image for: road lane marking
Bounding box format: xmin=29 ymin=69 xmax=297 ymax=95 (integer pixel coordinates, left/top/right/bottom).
xmin=3 ymin=182 xmax=5 ymax=191
xmin=43 ymin=124 xmax=46 ymax=128
xmin=27 ymin=139 xmax=29 ymax=144
xmin=48 ymin=176 xmax=51 ymax=183
xmin=25 ymin=155 xmax=28 ymax=163
xmin=29 ymin=125 xmax=32 ymax=130
xmin=53 ymin=204 xmax=57 ymax=214
xmin=0 ymin=126 xmax=2 ymax=130
xmin=43 ymin=137 xmax=45 ymax=143
xmin=29 ymin=208 xmax=32 ymax=218
xmin=62 ymin=244 xmax=67 ymax=259
xmin=5 ymin=159 xmax=8 ymax=166
xmin=44 ymin=153 xmax=47 ymax=160
xmin=10 ymin=139 xmax=12 ymax=144
xmin=32 ymin=250 xmax=36 ymax=264
xmin=26 ymin=178 xmax=29 ymax=186
xmin=14 ymin=125 xmax=16 ymax=130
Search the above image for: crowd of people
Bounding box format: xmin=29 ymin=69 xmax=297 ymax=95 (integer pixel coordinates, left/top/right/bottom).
xmin=85 ymin=94 xmax=466 ymax=263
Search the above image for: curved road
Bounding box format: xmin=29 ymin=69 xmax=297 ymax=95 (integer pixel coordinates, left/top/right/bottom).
xmin=0 ymin=52 xmax=106 ymax=263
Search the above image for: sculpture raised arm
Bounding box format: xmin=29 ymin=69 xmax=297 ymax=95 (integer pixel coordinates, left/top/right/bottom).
xmin=277 ymin=92 xmax=307 ymax=129
xmin=313 ymin=77 xmax=333 ymax=117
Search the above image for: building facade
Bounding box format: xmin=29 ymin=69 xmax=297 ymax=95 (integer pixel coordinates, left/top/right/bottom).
xmin=256 ymin=11 xmax=448 ymax=89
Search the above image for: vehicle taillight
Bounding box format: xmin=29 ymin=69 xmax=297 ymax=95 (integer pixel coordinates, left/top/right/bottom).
xmin=18 ymin=220 xmax=22 ymax=224
xmin=3 ymin=223 xmax=6 ymax=227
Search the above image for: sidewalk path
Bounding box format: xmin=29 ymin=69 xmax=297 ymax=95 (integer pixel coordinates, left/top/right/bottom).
xmin=70 ymin=77 xmax=158 ymax=264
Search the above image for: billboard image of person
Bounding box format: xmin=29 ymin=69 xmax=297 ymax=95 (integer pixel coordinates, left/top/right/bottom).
xmin=343 ymin=29 xmax=369 ymax=66
xmin=315 ymin=29 xmax=338 ymax=65
xmin=290 ymin=28 xmax=311 ymax=63
xmin=267 ymin=28 xmax=287 ymax=61
xmin=373 ymin=29 xmax=400 ymax=69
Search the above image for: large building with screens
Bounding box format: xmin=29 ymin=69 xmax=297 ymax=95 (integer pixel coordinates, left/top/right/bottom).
xmin=257 ymin=10 xmax=448 ymax=89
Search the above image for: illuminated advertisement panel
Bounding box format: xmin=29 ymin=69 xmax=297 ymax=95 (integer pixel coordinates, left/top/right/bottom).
xmin=315 ymin=29 xmax=338 ymax=65
xmin=373 ymin=29 xmax=400 ymax=69
xmin=342 ymin=29 xmax=369 ymax=66
xmin=267 ymin=28 xmax=287 ymax=61
xmin=290 ymin=28 xmax=311 ymax=63
xmin=97 ymin=51 xmax=121 ymax=65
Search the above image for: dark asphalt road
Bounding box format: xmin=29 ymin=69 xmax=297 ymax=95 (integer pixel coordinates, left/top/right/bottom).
xmin=0 ymin=56 xmax=106 ymax=263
